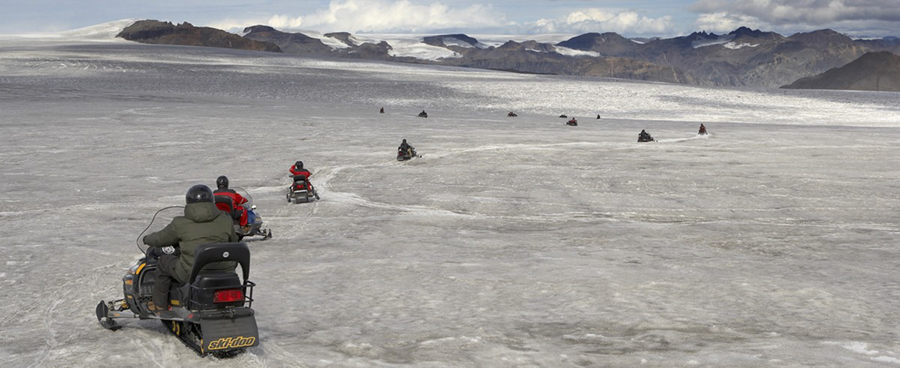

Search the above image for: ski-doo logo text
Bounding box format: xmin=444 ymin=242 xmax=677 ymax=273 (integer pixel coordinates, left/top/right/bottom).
xmin=208 ymin=336 xmax=256 ymax=350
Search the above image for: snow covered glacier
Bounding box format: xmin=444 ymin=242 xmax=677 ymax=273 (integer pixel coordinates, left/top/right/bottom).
xmin=1 ymin=25 xmax=900 ymax=368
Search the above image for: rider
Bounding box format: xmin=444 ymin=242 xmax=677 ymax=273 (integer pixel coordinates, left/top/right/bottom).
xmin=142 ymin=184 xmax=238 ymax=313
xmin=639 ymin=129 xmax=653 ymax=141
xmin=398 ymin=139 xmax=415 ymax=157
xmin=289 ymin=161 xmax=314 ymax=190
xmin=289 ymin=161 xmax=311 ymax=179
xmin=699 ymin=123 xmax=707 ymax=135
xmin=213 ymin=175 xmax=250 ymax=231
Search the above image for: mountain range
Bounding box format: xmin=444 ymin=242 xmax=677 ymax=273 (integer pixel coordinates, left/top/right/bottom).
xmin=117 ymin=20 xmax=900 ymax=90
xmin=782 ymin=51 xmax=900 ymax=92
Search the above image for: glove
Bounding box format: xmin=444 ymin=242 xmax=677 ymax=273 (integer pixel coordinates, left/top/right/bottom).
xmin=146 ymin=247 xmax=161 ymax=261
xmin=142 ymin=235 xmax=150 ymax=245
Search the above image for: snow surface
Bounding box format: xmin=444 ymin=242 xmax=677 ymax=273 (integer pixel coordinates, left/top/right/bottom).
xmin=723 ymin=42 xmax=759 ymax=50
xmin=385 ymin=40 xmax=462 ymax=60
xmin=302 ymin=30 xmax=356 ymax=49
xmin=552 ymin=46 xmax=601 ymax=58
xmin=1 ymin=34 xmax=900 ymax=368
xmin=441 ymin=37 xmax=485 ymax=49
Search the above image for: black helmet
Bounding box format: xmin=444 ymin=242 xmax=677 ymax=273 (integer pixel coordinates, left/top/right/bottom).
xmin=402 ymin=139 xmax=407 ymax=143
xmin=295 ymin=161 xmax=303 ymax=169
xmin=216 ymin=175 xmax=229 ymax=189
xmin=185 ymin=184 xmax=214 ymax=204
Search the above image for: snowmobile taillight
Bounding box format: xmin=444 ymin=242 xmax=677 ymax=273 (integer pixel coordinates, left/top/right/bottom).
xmin=213 ymin=289 xmax=244 ymax=303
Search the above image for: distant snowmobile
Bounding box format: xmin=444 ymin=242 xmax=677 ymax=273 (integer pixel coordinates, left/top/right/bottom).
xmin=638 ymin=129 xmax=655 ymax=142
xmin=96 ymin=210 xmax=260 ymax=357
xmin=418 ymin=110 xmax=428 ymax=118
xmin=596 ymin=114 xmax=601 ymax=119
xmin=287 ymin=175 xmax=319 ymax=203
xmin=559 ymin=114 xmax=567 ymax=118
xmin=215 ymin=188 xmax=272 ymax=240
xmin=398 ymin=147 xmax=419 ymax=161
xmin=566 ymin=118 xmax=578 ymax=126
xmin=507 ymin=111 xmax=518 ymax=117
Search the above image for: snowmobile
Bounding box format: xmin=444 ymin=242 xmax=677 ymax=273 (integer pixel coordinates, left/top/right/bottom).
xmin=215 ymin=188 xmax=272 ymax=240
xmin=418 ymin=110 xmax=428 ymax=118
xmin=287 ymin=174 xmax=319 ymax=204
xmin=397 ymin=147 xmax=419 ymax=161
xmin=638 ymin=130 xmax=655 ymax=142
xmin=566 ymin=118 xmax=578 ymax=126
xmin=96 ymin=209 xmax=259 ymax=357
xmin=507 ymin=112 xmax=517 ymax=117
xmin=559 ymin=114 xmax=567 ymax=118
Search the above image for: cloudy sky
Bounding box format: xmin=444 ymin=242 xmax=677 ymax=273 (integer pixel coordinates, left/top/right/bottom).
xmin=2 ymin=0 xmax=898 ymax=38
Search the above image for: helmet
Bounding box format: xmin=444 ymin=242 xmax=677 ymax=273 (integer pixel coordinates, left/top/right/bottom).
xmin=216 ymin=175 xmax=229 ymax=189
xmin=402 ymin=139 xmax=407 ymax=143
xmin=185 ymin=184 xmax=214 ymax=204
xmin=295 ymin=161 xmax=303 ymax=169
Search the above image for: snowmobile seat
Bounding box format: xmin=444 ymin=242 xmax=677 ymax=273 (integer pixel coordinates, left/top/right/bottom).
xmin=214 ymin=196 xmax=241 ymax=221
xmin=292 ymin=176 xmax=312 ymax=191
xmin=179 ymin=242 xmax=252 ymax=309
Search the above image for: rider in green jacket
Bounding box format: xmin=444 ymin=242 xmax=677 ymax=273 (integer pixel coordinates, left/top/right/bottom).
xmin=143 ymin=184 xmax=238 ymax=312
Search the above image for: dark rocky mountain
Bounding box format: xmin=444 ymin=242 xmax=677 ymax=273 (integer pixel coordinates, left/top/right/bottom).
xmin=782 ymin=51 xmax=900 ymax=91
xmin=243 ymin=26 xmax=400 ymax=61
xmin=435 ymin=38 xmax=695 ymax=84
xmin=117 ymin=20 xmax=281 ymax=52
xmin=324 ymin=32 xmax=356 ymax=47
xmin=423 ymin=34 xmax=481 ymax=48
xmin=116 ymin=20 xmax=900 ymax=89
xmin=557 ymin=32 xmax=637 ymax=56
xmin=241 ymin=28 xmax=695 ymax=84
xmin=555 ymin=27 xmax=899 ymax=88
xmin=243 ymin=25 xmax=332 ymax=54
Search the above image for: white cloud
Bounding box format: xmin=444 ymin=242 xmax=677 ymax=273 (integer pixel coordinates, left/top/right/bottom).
xmin=210 ymin=0 xmax=512 ymax=33
xmin=206 ymin=1 xmax=673 ymax=37
xmin=695 ymin=11 xmax=769 ymax=33
xmin=533 ymin=9 xmax=673 ymax=36
xmin=690 ymin=0 xmax=900 ymax=36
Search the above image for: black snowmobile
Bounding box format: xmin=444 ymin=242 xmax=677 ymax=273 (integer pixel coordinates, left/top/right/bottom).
xmin=287 ymin=174 xmax=319 ymax=204
xmin=397 ymin=146 xmax=419 ymax=161
xmin=418 ymin=110 xmax=428 ymax=118
xmin=96 ymin=210 xmax=259 ymax=357
xmin=638 ymin=130 xmax=655 ymax=142
xmin=214 ymin=188 xmax=272 ymax=240
xmin=507 ymin=111 xmax=517 ymax=117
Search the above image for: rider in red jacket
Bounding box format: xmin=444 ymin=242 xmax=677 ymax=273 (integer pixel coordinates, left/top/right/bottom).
xmin=213 ymin=175 xmax=248 ymax=228
xmin=289 ymin=161 xmax=311 ymax=179
xmin=289 ymin=161 xmax=313 ymax=191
